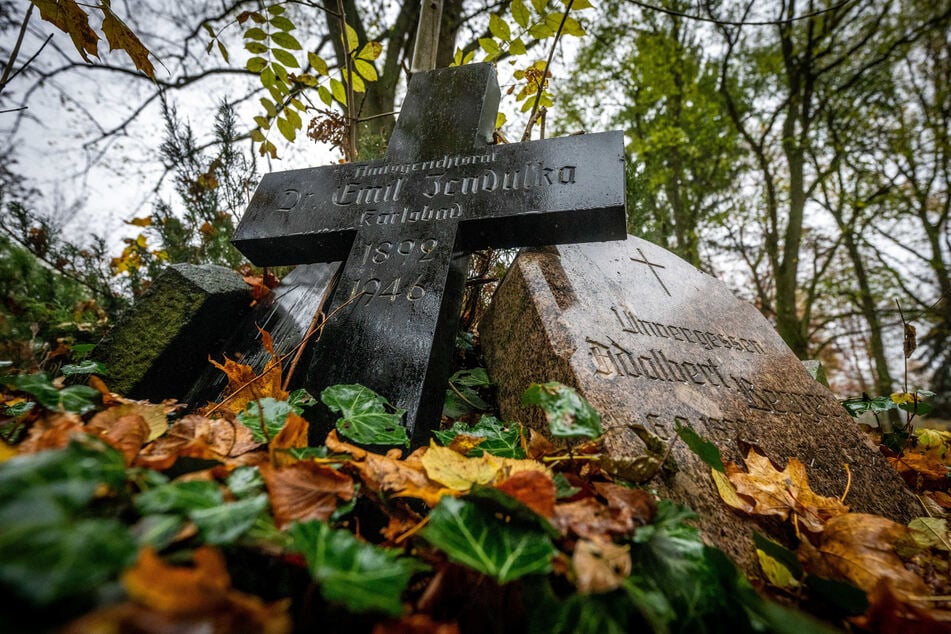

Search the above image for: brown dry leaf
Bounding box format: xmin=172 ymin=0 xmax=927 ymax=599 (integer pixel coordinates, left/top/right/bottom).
xmin=553 ymin=497 xmax=638 ymax=541
xmin=372 ymin=614 xmax=462 ymax=634
xmin=926 ymin=490 xmax=951 ymax=510
xmin=888 ymin=452 xmax=949 ymax=491
xmin=496 ymin=470 xmax=556 ymax=518
xmin=87 ymin=402 xmax=169 ymax=442
xmin=572 ymin=538 xmax=632 ymax=594
xmin=269 ymin=412 xmax=309 ymax=466
xmin=800 ymin=513 xmax=929 ymax=600
xmin=446 ymin=433 xmax=487 ymax=456
xmin=135 ymin=414 xmax=263 ymax=470
xmin=593 ymin=482 xmax=657 ymax=526
xmin=526 ymin=428 xmax=560 ymax=459
xmin=100 ymin=2 xmax=155 ymax=77
xmin=32 ymin=0 xmax=99 ymax=62
xmin=87 ymin=413 xmax=149 ymax=465
xmin=852 ymin=578 xmax=951 ymax=633
xmin=261 ymin=461 xmax=355 ymax=529
xmin=17 ymin=412 xmax=84 ymax=453
xmin=122 ymin=546 xmax=231 ymax=616
xmin=726 ymin=448 xmax=849 ymax=533
xmin=326 ymin=431 xmax=455 ymax=506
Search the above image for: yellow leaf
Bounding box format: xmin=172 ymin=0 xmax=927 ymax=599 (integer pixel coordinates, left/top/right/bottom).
xmin=343 ymin=23 xmax=359 ymax=53
xmin=308 ymin=52 xmax=329 ymax=75
xmin=330 ymin=77 xmax=347 ymax=106
xmin=421 ymin=443 xmax=501 ymax=491
xmin=356 ymin=40 xmax=383 ymax=61
xmin=489 ymin=14 xmax=511 ymax=41
xmin=101 ymin=4 xmax=155 ymax=77
xmin=712 ymin=468 xmax=753 ymax=513
xmin=511 ymin=0 xmax=530 ymax=28
xmin=33 ymin=0 xmax=99 ymax=62
xmin=353 ymin=59 xmax=377 ymax=81
xmin=890 ymin=391 xmax=915 ymax=405
xmin=0 ymin=441 xmax=17 ymax=463
xmin=757 ymin=549 xmax=800 ymax=589
xmin=126 ymin=215 xmax=152 ymax=227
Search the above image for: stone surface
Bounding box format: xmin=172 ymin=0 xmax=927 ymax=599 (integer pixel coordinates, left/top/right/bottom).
xmin=95 ymin=263 xmax=250 ymax=401
xmin=480 ymin=236 xmax=921 ymax=574
xmin=184 ymin=262 xmax=341 ymax=408
xmin=232 ymin=63 xmax=627 ymax=445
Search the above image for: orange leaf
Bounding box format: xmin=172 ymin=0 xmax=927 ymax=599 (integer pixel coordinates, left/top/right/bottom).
xmin=887 ymin=452 xmax=949 ymax=491
xmin=726 ymin=448 xmax=849 ymax=533
xmin=100 ymin=4 xmax=155 ymax=77
xmin=86 ymin=412 xmax=149 ymax=465
xmin=496 ymin=470 xmax=556 ymax=518
xmin=371 ymin=614 xmax=462 ymax=634
xmin=17 ymin=412 xmax=84 ymax=453
xmin=269 ymin=411 xmax=309 ymax=465
xmin=122 ymin=547 xmax=231 ymax=616
xmin=261 ymin=461 xmax=355 ymax=529
xmin=799 ymin=513 xmax=929 ymax=599
xmin=33 ymin=0 xmax=99 ymax=62
xmin=136 ymin=414 xmax=263 ymax=470
xmin=326 ymin=431 xmax=455 ymax=506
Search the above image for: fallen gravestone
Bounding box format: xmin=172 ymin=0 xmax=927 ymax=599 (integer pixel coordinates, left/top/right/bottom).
xmin=480 ymin=236 xmax=921 ymax=574
xmin=94 ymin=263 xmax=250 ymax=401
xmin=232 ymin=63 xmax=626 ymax=445
xmin=184 ymin=262 xmax=340 ymax=408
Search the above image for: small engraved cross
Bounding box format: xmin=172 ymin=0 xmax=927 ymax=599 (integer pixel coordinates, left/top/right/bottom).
xmin=630 ymin=248 xmax=670 ymax=296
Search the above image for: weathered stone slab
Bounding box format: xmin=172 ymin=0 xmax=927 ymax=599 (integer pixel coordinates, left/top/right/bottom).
xmin=480 ymin=236 xmax=921 ymax=574
xmin=94 ymin=263 xmax=250 ymax=401
xmin=183 ymin=262 xmax=341 ymax=408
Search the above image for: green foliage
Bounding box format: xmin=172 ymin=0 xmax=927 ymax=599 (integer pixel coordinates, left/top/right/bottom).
xmin=522 ymin=381 xmax=602 ymax=440
xmin=675 ymin=421 xmax=725 ymax=472
xmin=421 ymin=496 xmax=556 ymax=583
xmin=11 ymin=372 xmax=100 ymax=414
xmin=289 ymin=520 xmax=424 ymax=616
xmin=433 ymin=415 xmax=526 ymax=458
xmin=321 ymin=383 xmax=409 ymax=446
xmin=237 ymin=397 xmax=294 ymax=443
xmin=443 ymin=367 xmax=492 ymax=417
xmin=107 ymin=101 xmax=253 ymax=298
xmin=0 ymin=438 xmax=137 ymax=605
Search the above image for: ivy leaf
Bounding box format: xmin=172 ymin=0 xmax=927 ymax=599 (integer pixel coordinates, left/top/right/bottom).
xmin=421 ymin=496 xmax=555 ymax=583
xmin=432 ymin=416 xmax=525 ymax=458
xmin=321 ymin=384 xmax=408 ymax=447
xmin=189 ymin=494 xmax=269 ymax=545
xmin=0 ymin=514 xmax=137 ymax=605
xmin=522 ymin=382 xmax=602 ymax=440
xmin=134 ymin=480 xmax=223 ymax=515
xmin=227 ymin=465 xmax=265 ymax=499
xmin=61 ymin=360 xmax=107 ymax=376
xmin=13 ymin=372 xmax=100 ymax=414
xmin=236 ymin=397 xmax=292 ymax=443
xmin=101 ymin=4 xmax=155 ymax=78
xmin=131 ymin=514 xmax=185 ymax=550
xmin=289 ymin=520 xmax=424 ymax=616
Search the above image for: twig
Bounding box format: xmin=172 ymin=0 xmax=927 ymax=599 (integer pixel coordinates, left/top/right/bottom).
xmin=283 ymin=266 xmax=342 ymax=391
xmin=839 ymin=463 xmax=851 ymax=503
xmin=521 ymin=0 xmax=573 ymax=142
xmin=0 ymin=4 xmax=35 ymax=94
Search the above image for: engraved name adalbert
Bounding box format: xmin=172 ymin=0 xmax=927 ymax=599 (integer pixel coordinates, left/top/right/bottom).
xmin=273 ymin=152 xmax=578 ymax=228
xmin=588 ymin=305 xmax=839 ymax=420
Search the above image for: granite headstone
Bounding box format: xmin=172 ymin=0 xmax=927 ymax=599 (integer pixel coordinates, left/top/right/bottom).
xmin=480 ymin=236 xmax=921 ymax=574
xmin=232 ymin=63 xmax=627 ymax=445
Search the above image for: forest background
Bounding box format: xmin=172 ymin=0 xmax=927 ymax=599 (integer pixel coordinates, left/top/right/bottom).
xmin=0 ymin=0 xmax=948 ymax=416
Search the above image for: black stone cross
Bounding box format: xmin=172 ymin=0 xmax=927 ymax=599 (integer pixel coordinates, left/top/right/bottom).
xmin=630 ymin=247 xmax=670 ymax=296
xmin=232 ymin=63 xmax=626 ymax=446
